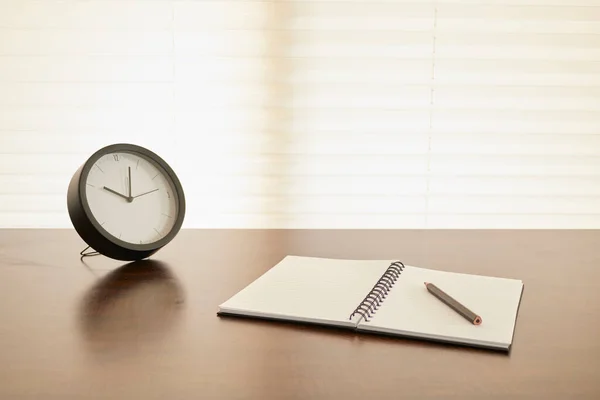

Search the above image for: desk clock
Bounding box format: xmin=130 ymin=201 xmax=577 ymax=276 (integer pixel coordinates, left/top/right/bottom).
xmin=67 ymin=143 xmax=185 ymax=261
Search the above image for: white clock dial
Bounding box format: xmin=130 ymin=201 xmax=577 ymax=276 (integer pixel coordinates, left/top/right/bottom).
xmin=84 ymin=151 xmax=179 ymax=245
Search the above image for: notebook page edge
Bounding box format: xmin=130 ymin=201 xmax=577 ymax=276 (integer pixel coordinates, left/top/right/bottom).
xmin=217 ymin=306 xmax=359 ymax=329
xmin=355 ymin=323 xmax=509 ymax=351
xmin=406 ymin=264 xmax=524 ymax=284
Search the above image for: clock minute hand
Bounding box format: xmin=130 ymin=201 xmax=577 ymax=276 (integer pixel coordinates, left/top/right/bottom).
xmin=128 ymin=166 xmax=132 ymax=199
xmin=132 ymin=188 xmax=159 ymax=199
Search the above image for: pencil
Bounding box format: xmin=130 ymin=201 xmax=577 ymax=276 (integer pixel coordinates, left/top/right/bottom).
xmin=424 ymin=282 xmax=482 ymax=325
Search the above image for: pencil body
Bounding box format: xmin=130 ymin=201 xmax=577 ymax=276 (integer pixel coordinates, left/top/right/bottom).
xmin=425 ymin=282 xmax=482 ymax=325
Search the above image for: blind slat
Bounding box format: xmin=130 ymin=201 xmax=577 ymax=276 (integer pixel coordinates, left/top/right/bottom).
xmin=0 ymin=1 xmax=173 ymax=29
xmin=0 ymin=30 xmax=173 ymax=56
xmin=0 ymin=56 xmax=173 ymax=82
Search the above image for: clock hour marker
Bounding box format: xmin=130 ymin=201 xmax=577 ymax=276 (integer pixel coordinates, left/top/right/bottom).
xmin=94 ymin=164 xmax=104 ymax=173
xmin=100 ymin=221 xmax=106 ymax=226
xmin=152 ymin=173 xmax=159 ymax=180
xmin=136 ymin=159 xmax=140 ymax=169
xmin=161 ymin=213 xmax=172 ymax=218
xmin=87 ymin=183 xmax=95 ymax=187
xmin=153 ymin=228 xmax=161 ymax=236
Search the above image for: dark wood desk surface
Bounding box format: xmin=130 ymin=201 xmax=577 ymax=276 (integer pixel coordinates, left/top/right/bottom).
xmin=0 ymin=229 xmax=599 ymax=399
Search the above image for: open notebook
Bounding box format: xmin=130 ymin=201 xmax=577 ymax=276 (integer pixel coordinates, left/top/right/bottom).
xmin=217 ymin=256 xmax=524 ymax=351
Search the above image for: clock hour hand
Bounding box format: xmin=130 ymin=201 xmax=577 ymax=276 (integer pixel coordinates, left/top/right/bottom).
xmin=132 ymin=188 xmax=159 ymax=199
xmin=103 ymin=186 xmax=132 ymax=202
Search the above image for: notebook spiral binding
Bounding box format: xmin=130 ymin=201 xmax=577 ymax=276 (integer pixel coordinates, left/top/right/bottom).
xmin=349 ymin=261 xmax=405 ymax=322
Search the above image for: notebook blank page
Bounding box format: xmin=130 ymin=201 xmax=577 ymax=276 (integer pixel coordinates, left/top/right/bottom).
xmin=218 ymin=256 xmax=395 ymax=327
xmin=359 ymin=266 xmax=523 ymax=347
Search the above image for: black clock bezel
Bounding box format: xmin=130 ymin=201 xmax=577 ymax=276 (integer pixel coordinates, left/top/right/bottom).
xmin=67 ymin=143 xmax=186 ymax=261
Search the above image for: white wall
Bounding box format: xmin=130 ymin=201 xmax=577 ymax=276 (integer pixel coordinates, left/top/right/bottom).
xmin=1 ymin=0 xmax=600 ymax=229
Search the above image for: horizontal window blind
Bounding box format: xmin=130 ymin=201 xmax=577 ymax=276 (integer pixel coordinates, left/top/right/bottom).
xmin=280 ymin=0 xmax=600 ymax=228
xmin=0 ymin=0 xmax=599 ymax=228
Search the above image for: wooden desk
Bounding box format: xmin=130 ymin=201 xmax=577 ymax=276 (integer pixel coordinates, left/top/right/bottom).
xmin=0 ymin=229 xmax=599 ymax=399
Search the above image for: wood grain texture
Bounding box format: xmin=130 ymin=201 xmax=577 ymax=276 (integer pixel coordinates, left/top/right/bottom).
xmin=0 ymin=229 xmax=599 ymax=399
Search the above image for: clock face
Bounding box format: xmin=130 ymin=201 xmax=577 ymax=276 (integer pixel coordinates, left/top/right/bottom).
xmin=83 ymin=150 xmax=180 ymax=246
